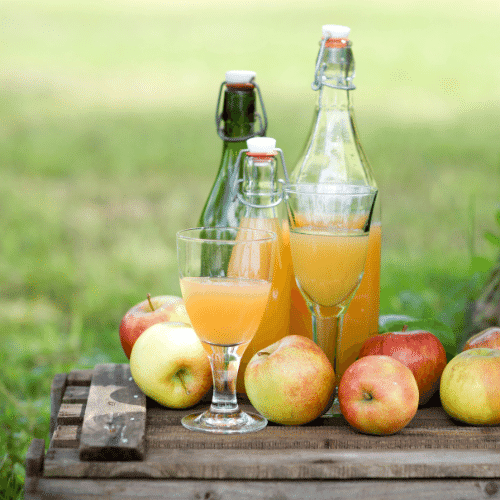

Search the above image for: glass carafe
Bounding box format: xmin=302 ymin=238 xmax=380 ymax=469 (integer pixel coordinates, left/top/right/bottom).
xmin=288 ymin=25 xmax=382 ymax=380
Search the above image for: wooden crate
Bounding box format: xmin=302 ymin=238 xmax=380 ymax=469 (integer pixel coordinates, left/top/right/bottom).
xmin=25 ymin=363 xmax=500 ymax=499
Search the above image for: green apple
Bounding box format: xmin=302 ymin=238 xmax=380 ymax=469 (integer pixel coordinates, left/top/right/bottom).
xmin=440 ymin=348 xmax=500 ymax=425
xmin=244 ymin=335 xmax=335 ymax=425
xmin=338 ymin=355 xmax=419 ymax=435
xmin=130 ymin=322 xmax=212 ymax=408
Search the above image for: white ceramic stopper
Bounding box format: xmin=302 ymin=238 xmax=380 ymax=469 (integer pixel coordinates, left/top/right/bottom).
xmin=322 ymin=25 xmax=351 ymax=39
xmin=225 ymin=70 xmax=256 ymax=85
xmin=246 ymin=137 xmax=276 ymax=154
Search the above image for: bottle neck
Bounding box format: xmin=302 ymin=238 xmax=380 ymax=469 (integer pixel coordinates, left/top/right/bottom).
xmin=313 ymin=42 xmax=355 ymax=95
xmin=241 ymin=155 xmax=280 ymax=211
xmin=220 ymin=86 xmax=256 ymax=141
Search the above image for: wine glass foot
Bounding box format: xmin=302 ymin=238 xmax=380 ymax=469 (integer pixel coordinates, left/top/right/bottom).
xmin=181 ymin=409 xmax=268 ymax=434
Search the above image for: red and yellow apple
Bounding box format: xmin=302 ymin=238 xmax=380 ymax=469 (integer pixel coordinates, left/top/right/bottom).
xmin=358 ymin=326 xmax=447 ymax=405
xmin=244 ymin=335 xmax=335 ymax=425
xmin=338 ymin=355 xmax=419 ymax=435
xmin=119 ymin=294 xmax=190 ymax=359
xmin=462 ymin=327 xmax=500 ymax=351
xmin=130 ymin=322 xmax=211 ymax=408
xmin=440 ymin=348 xmax=500 ymax=425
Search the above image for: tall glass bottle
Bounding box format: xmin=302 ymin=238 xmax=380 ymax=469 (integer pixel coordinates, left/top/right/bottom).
xmin=198 ymin=70 xmax=267 ymax=228
xmin=234 ymin=137 xmax=292 ymax=393
xmin=288 ymin=25 xmax=382 ymax=379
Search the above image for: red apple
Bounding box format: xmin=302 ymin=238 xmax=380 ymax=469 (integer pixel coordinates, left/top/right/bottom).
xmin=338 ymin=355 xmax=419 ymax=435
xmin=119 ymin=294 xmax=190 ymax=359
xmin=440 ymin=348 xmax=500 ymax=425
xmin=358 ymin=326 xmax=447 ymax=405
xmin=244 ymin=335 xmax=335 ymax=425
xmin=462 ymin=327 xmax=500 ymax=351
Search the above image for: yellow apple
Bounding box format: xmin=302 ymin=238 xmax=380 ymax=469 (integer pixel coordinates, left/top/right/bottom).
xmin=338 ymin=355 xmax=419 ymax=435
xmin=440 ymin=348 xmax=500 ymax=425
xmin=130 ymin=322 xmax=211 ymax=408
xmin=244 ymin=335 xmax=335 ymax=425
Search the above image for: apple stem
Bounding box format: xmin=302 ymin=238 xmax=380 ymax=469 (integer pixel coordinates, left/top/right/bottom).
xmin=147 ymin=293 xmax=155 ymax=312
xmin=402 ymin=325 xmax=408 ymax=332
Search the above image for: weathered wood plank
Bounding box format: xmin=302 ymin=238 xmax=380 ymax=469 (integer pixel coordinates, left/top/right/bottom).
xmin=23 ymin=478 xmax=500 ymax=500
xmin=78 ymin=364 xmax=146 ymax=461
xmin=66 ymin=369 xmax=93 ymax=386
xmin=51 ymin=425 xmax=81 ymax=449
xmin=50 ymin=373 xmax=67 ymax=438
xmin=43 ymin=447 xmax=500 ymax=479
xmin=62 ymin=385 xmax=90 ymax=404
xmin=25 ymin=439 xmax=46 ymax=478
xmin=57 ymin=403 xmax=86 ymax=426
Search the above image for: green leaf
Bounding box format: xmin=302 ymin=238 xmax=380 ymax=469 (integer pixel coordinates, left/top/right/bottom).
xmin=495 ymin=209 xmax=500 ymax=228
xmin=485 ymin=231 xmax=500 ymax=248
xmin=470 ymin=256 xmax=494 ymax=274
xmin=379 ymin=315 xmax=457 ymax=361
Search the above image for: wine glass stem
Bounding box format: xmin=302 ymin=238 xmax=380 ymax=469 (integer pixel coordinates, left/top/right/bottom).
xmin=208 ymin=344 xmax=241 ymax=415
xmin=312 ymin=311 xmax=344 ymax=385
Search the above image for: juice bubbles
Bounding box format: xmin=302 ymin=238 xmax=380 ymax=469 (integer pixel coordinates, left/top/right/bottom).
xmin=235 ymin=216 xmax=292 ymax=393
xmin=287 ymin=221 xmax=381 ymax=379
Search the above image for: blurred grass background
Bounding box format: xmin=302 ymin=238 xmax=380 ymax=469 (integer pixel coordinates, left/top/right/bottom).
xmin=1 ymin=0 xmax=500 ymax=496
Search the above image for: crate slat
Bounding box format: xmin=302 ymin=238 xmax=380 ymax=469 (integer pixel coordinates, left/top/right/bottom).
xmin=22 ymin=478 xmax=500 ymax=500
xmin=78 ymin=364 xmax=146 ymax=461
xmin=42 ymin=446 xmax=500 ymax=480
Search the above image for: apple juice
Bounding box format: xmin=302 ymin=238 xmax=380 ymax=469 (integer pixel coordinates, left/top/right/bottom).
xmin=234 ymin=216 xmax=293 ymax=393
xmin=180 ymin=276 xmax=271 ymax=347
xmin=287 ymin=221 xmax=381 ymax=379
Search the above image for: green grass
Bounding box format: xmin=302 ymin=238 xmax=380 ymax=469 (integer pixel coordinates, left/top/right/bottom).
xmin=1 ymin=0 xmax=500 ymax=497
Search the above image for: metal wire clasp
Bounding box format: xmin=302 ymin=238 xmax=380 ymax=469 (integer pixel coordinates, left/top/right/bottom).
xmin=215 ymin=77 xmax=268 ymax=142
xmin=311 ymin=37 xmax=356 ymax=92
xmin=234 ymin=148 xmax=289 ymax=209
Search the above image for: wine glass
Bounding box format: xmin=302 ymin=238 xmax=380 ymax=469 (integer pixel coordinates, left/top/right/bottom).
xmin=176 ymin=226 xmax=276 ymax=433
xmin=283 ymin=184 xmax=378 ymax=416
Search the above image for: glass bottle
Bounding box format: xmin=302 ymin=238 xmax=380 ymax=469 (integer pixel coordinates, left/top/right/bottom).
xmin=198 ymin=70 xmax=267 ymax=228
xmin=288 ymin=25 xmax=382 ymax=379
xmin=234 ymin=137 xmax=292 ymax=393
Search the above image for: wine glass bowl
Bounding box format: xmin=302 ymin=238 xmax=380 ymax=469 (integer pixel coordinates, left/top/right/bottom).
xmin=283 ymin=184 xmax=378 ymax=415
xmin=176 ymin=226 xmax=276 ymax=433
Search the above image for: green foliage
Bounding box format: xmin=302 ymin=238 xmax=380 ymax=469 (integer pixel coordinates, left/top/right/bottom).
xmin=484 ymin=209 xmax=500 ymax=249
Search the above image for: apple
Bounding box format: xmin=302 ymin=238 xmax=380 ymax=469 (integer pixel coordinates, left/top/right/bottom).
xmin=244 ymin=335 xmax=335 ymax=425
xmin=462 ymin=327 xmax=500 ymax=351
xmin=119 ymin=294 xmax=190 ymax=359
xmin=338 ymin=355 xmax=419 ymax=435
xmin=440 ymin=348 xmax=500 ymax=425
xmin=130 ymin=322 xmax=212 ymax=408
xmin=358 ymin=326 xmax=447 ymax=405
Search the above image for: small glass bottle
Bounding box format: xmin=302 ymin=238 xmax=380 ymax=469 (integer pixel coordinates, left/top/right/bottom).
xmin=198 ymin=70 xmax=267 ymax=228
xmin=235 ymin=137 xmax=292 ymax=393
xmin=288 ymin=25 xmax=382 ymax=379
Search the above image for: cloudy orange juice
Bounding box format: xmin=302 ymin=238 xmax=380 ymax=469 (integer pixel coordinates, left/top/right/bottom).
xmin=180 ymin=276 xmax=271 ymax=346
xmin=286 ymin=221 xmax=381 ymax=379
xmin=231 ymin=217 xmax=292 ymax=393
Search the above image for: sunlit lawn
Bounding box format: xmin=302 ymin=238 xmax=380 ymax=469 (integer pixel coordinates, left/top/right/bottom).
xmin=1 ymin=0 xmax=500 ymax=496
